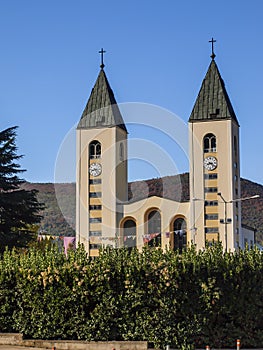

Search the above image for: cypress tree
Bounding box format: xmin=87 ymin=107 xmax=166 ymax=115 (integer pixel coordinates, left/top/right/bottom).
xmin=0 ymin=126 xmax=43 ymax=249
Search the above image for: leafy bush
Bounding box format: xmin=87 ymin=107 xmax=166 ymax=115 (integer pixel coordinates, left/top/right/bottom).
xmin=0 ymin=244 xmax=263 ymax=349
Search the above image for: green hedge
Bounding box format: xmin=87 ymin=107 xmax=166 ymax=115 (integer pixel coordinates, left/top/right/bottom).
xmin=0 ymin=244 xmax=263 ymax=349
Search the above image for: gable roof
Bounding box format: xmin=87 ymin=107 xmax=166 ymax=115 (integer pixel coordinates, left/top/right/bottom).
xmin=77 ymin=68 xmax=127 ymax=132
xmin=189 ymin=59 xmax=239 ymax=125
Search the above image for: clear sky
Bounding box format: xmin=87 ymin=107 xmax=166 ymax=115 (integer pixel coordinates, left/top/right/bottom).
xmin=0 ymin=0 xmax=262 ymax=185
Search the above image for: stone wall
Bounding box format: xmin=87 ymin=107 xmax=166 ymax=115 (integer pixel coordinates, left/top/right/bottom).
xmin=0 ymin=333 xmax=148 ymax=350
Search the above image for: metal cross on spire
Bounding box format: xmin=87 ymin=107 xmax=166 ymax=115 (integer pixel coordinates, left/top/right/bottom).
xmin=99 ymin=48 xmax=106 ymax=69
xmin=209 ymin=37 xmax=216 ymax=60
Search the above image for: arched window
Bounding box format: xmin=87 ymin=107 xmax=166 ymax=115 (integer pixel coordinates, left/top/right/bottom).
xmin=203 ymin=133 xmax=216 ymax=153
xmin=89 ymin=140 xmax=101 ymax=159
xmin=173 ymin=218 xmax=187 ymax=253
xmin=146 ymin=210 xmax=161 ymax=247
xmin=123 ymin=219 xmax=136 ymax=249
xmin=147 ymin=210 xmax=161 ymax=234
xmin=120 ymin=142 xmax=124 ymax=161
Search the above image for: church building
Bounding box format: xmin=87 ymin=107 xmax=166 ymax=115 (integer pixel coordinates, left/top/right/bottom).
xmin=76 ymin=45 xmax=255 ymax=257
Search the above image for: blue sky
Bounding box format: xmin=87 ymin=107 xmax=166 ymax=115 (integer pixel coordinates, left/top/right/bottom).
xmin=0 ymin=0 xmax=262 ymax=184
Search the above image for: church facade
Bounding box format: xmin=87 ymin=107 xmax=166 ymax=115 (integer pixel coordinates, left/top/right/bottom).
xmin=76 ymin=51 xmax=255 ymax=257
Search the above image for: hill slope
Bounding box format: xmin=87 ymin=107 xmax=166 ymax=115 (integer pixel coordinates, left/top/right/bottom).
xmin=22 ymin=182 xmax=75 ymax=237
xmin=24 ymin=176 xmax=263 ymax=244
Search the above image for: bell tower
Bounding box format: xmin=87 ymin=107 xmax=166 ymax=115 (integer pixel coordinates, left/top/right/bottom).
xmin=76 ymin=51 xmax=128 ymax=256
xmin=189 ymin=45 xmax=241 ymax=251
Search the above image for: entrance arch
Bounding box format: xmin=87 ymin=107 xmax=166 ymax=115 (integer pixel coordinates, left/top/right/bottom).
xmin=172 ymin=217 xmax=187 ymax=253
xmin=144 ymin=209 xmax=161 ymax=247
xmin=123 ymin=218 xmax=136 ymax=248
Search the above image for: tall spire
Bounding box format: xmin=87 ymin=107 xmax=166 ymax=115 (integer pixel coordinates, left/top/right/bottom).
xmin=189 ymin=59 xmax=239 ymax=125
xmin=77 ymin=66 xmax=127 ymax=132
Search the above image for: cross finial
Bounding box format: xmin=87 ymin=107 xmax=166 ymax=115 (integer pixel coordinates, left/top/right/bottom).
xmin=209 ymin=37 xmax=216 ymax=60
xmin=99 ymin=48 xmax=106 ymax=69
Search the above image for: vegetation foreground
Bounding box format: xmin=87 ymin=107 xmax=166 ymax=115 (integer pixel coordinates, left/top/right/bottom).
xmin=0 ymin=244 xmax=262 ymax=349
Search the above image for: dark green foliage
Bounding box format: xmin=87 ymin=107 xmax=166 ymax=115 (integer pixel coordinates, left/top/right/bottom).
xmin=0 ymin=127 xmax=43 ymax=250
xmin=0 ymin=249 xmax=19 ymax=332
xmin=1 ymin=244 xmax=263 ymax=349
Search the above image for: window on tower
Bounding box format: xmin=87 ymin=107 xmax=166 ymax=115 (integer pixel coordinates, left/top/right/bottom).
xmin=89 ymin=140 xmax=101 ymax=159
xmin=204 ymin=187 xmax=218 ymax=193
xmin=205 ymin=200 xmax=218 ymax=206
xmin=89 ymin=192 xmax=102 ymax=198
xmin=89 ymin=205 xmax=102 ymax=210
xmin=89 ymin=244 xmax=101 ymax=250
xmin=204 ymin=173 xmax=218 ymax=180
xmin=203 ymin=133 xmax=216 ymax=153
xmin=89 ymin=217 xmax=102 ymax=223
xmin=205 ymin=213 xmax=219 ymax=220
xmin=205 ymin=227 xmax=218 ymax=233
xmin=120 ymin=142 xmax=124 ymax=161
xmin=89 ymin=230 xmax=102 ymax=236
xmin=89 ymin=179 xmax=102 ymax=185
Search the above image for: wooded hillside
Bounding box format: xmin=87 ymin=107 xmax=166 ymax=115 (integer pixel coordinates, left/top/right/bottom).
xmin=22 ymin=175 xmax=263 ymax=243
xmin=21 ymin=182 xmax=75 ymax=237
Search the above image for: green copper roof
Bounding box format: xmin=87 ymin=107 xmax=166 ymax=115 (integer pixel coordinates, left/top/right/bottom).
xmin=189 ymin=59 xmax=239 ymax=125
xmin=77 ymin=69 xmax=127 ymax=132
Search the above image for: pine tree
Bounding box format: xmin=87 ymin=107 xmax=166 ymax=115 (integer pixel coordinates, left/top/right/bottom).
xmin=0 ymin=126 xmax=43 ymax=249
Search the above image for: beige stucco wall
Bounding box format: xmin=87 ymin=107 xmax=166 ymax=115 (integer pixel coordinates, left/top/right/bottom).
xmin=241 ymin=226 xmax=255 ymax=249
xmin=122 ymin=196 xmax=190 ymax=250
xmin=189 ymin=119 xmax=240 ymax=251
xmin=76 ymin=116 xmax=241 ymax=254
xmin=76 ymin=126 xmax=128 ymax=252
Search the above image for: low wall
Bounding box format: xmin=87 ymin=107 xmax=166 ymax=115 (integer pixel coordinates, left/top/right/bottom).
xmin=0 ymin=333 xmax=148 ymax=350
xmin=23 ymin=340 xmax=148 ymax=350
xmin=1 ymin=334 xmax=263 ymax=350
xmin=0 ymin=333 xmax=23 ymax=345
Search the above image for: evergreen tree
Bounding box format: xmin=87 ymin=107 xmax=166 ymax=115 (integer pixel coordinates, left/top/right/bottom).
xmin=0 ymin=126 xmax=43 ymax=249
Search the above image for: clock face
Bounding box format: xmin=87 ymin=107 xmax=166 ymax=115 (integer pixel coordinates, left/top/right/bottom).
xmin=204 ymin=156 xmax=217 ymax=171
xmin=89 ymin=163 xmax=102 ymax=177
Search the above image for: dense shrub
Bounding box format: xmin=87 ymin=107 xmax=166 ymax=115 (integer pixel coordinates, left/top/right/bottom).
xmin=0 ymin=244 xmax=263 ymax=349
